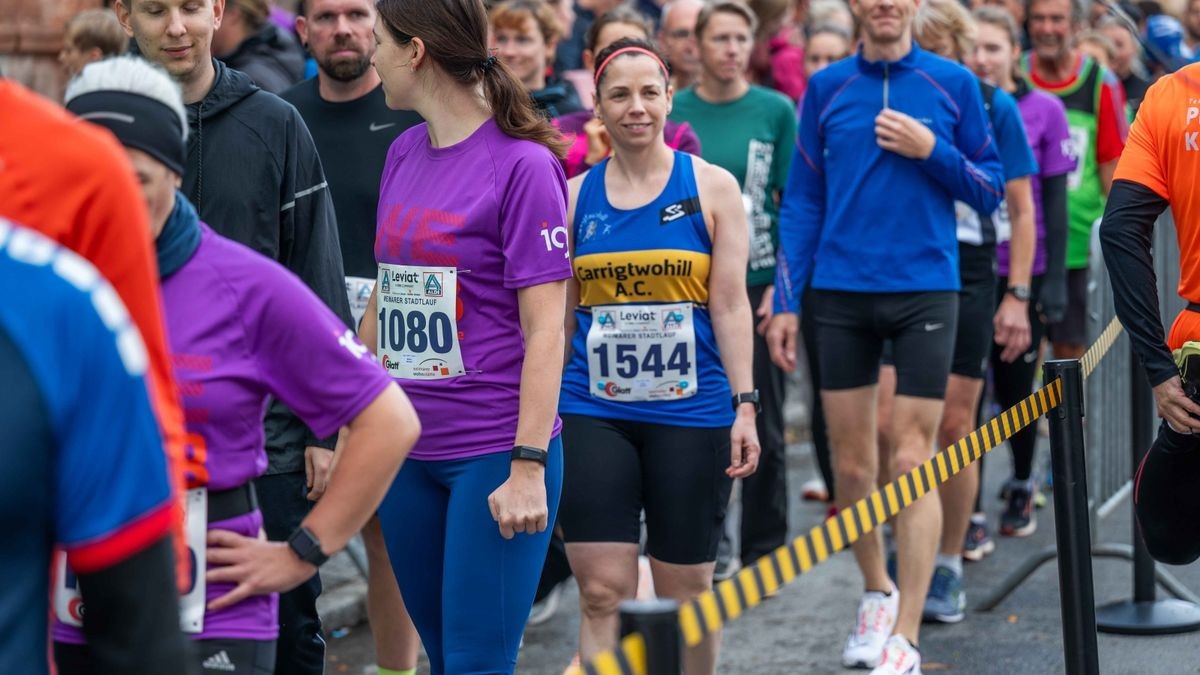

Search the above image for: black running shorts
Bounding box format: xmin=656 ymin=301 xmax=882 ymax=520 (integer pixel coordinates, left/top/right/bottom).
xmin=950 ymin=243 xmax=998 ymax=379
xmin=808 ymin=289 xmax=958 ymax=399
xmin=56 ymin=638 xmax=276 ymax=675
xmin=559 ymin=414 xmax=733 ymax=565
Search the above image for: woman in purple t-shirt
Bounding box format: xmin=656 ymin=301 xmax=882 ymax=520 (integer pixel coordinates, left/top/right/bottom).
xmin=362 ymin=1 xmax=573 ymax=672
xmin=56 ymin=57 xmax=421 ymax=675
xmin=969 ymin=7 xmax=1076 ymax=548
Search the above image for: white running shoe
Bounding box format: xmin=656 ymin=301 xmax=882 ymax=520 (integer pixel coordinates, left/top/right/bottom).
xmin=869 ymin=635 xmax=922 ymax=675
xmin=842 ymin=582 xmax=900 ymax=669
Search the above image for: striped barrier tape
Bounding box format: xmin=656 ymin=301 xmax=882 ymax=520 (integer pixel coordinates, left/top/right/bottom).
xmin=570 ymin=316 xmax=1125 ymax=675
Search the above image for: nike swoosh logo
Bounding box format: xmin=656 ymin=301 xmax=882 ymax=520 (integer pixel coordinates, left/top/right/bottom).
xmin=924 ymin=322 xmax=944 ymax=332
xmin=369 ymin=122 xmax=396 ymax=132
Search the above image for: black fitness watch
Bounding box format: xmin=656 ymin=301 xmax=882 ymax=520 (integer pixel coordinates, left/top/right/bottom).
xmin=511 ymin=445 xmax=549 ymax=465
xmin=732 ymin=390 xmax=761 ymax=414
xmin=287 ymin=527 xmax=329 ymax=567
xmin=1006 ymin=284 xmax=1032 ymax=302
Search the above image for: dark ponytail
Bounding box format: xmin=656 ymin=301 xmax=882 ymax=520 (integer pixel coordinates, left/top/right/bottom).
xmin=376 ymin=0 xmax=569 ymax=158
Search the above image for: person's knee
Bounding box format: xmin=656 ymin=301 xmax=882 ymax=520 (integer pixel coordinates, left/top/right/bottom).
xmin=889 ymin=448 xmax=930 ymax=478
xmin=835 ymin=453 xmax=878 ymax=494
xmin=937 ymin=401 xmax=974 ymax=445
xmin=576 ymin=574 xmax=635 ymax=619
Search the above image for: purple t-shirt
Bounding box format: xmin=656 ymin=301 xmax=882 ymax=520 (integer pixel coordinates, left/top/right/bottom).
xmin=55 ymin=224 xmax=393 ymax=644
xmin=998 ymin=87 xmax=1076 ymax=277
xmin=376 ymin=119 xmax=572 ymax=461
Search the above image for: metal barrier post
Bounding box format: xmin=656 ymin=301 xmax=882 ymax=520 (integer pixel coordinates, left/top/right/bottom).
xmin=1095 ymin=356 xmax=1200 ymax=635
xmin=1043 ymin=359 xmax=1100 ymax=675
xmin=619 ymin=599 xmax=681 ymax=675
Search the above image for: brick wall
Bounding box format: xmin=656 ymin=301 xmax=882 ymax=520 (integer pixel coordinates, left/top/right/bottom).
xmin=0 ymin=0 xmax=103 ymax=101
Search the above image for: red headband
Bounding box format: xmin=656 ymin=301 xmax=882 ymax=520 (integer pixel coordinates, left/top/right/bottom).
xmin=593 ymin=46 xmax=670 ymax=86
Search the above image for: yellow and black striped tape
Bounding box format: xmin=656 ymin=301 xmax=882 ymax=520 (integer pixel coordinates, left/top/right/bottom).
xmin=569 ymin=317 xmax=1124 ymax=674
xmin=580 ymin=633 xmax=646 ymax=675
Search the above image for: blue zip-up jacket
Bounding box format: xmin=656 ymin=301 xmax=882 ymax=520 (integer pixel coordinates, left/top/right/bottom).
xmin=774 ymin=44 xmax=1005 ymax=312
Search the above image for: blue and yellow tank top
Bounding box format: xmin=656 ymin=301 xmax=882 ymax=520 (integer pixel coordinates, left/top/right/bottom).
xmin=559 ymin=151 xmax=734 ymax=427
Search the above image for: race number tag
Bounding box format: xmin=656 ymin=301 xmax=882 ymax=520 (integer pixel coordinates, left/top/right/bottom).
xmin=53 ymin=552 xmax=84 ymax=628
xmin=179 ymin=487 xmax=207 ymax=634
xmin=54 ymin=488 xmax=208 ymax=634
xmin=345 ymin=276 xmax=376 ymax=327
xmin=376 ymin=263 xmax=465 ymax=380
xmin=993 ymin=199 xmax=1012 ymax=244
xmin=587 ymin=303 xmax=697 ymax=401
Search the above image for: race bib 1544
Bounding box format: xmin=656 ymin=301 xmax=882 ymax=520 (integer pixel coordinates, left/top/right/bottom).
xmin=587 ymin=303 xmax=697 ymax=402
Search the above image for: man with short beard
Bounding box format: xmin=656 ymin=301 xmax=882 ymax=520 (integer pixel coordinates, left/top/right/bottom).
xmin=282 ymin=4 xmax=421 ymax=674
xmin=283 ymin=0 xmax=421 ymax=298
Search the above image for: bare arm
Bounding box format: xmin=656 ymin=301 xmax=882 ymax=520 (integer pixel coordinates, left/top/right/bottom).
xmin=207 ymin=382 xmax=419 ymax=610
xmin=700 ymin=161 xmax=760 ymax=478
xmin=563 ymin=175 xmax=584 ymax=368
xmin=1100 ymin=159 xmax=1118 ymax=196
xmin=994 ymin=176 xmax=1035 ymax=362
xmin=513 ymin=280 xmax=569 ymax=450
xmin=489 ymin=279 xmax=569 ymax=539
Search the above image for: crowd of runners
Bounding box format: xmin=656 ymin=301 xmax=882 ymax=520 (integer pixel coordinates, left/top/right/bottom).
xmin=4 ymin=0 xmax=1200 ymax=673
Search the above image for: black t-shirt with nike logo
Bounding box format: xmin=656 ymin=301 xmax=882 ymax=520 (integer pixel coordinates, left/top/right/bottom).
xmin=282 ymin=78 xmax=422 ymax=278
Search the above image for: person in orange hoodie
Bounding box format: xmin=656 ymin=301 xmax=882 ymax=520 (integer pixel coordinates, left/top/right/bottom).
xmin=0 ymin=79 xmax=195 ymax=582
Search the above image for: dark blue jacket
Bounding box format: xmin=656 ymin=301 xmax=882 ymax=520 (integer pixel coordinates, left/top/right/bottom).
xmin=775 ymin=44 xmax=1005 ymax=312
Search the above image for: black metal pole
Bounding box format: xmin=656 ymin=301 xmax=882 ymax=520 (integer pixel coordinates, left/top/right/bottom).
xmin=1131 ymin=358 xmax=1158 ymax=604
xmin=1043 ymin=359 xmax=1100 ymax=675
xmin=1095 ymin=350 xmax=1200 ymax=635
xmin=619 ymin=599 xmax=681 ymax=675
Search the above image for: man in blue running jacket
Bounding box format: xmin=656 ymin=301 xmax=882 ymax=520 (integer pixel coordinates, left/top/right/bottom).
xmin=766 ymin=0 xmax=1004 ymax=670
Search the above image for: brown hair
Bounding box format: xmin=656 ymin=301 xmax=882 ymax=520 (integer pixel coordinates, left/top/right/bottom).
xmin=973 ymin=5 xmax=1021 ymax=47
xmin=376 ymin=0 xmax=568 ymax=157
xmin=1076 ymin=30 xmax=1116 ymax=61
xmin=65 ymin=9 xmax=128 ymax=57
xmin=584 ymin=6 xmax=654 ymax=53
xmin=593 ymin=36 xmax=671 ymax=91
xmin=230 ymin=0 xmax=270 ymax=30
xmin=489 ymin=0 xmax=564 ymax=46
xmin=696 ymin=0 xmax=760 ymax=40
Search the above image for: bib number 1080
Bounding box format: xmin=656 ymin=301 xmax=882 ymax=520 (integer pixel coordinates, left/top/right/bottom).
xmin=378 ymin=308 xmax=454 ymax=354
xmin=591 ymin=342 xmax=692 ymax=379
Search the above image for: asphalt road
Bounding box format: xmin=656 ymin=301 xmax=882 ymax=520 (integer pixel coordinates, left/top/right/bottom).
xmin=324 ymin=434 xmax=1200 ymax=674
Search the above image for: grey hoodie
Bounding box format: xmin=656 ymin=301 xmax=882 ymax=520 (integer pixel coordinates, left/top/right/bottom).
xmin=185 ymin=59 xmax=352 ymax=473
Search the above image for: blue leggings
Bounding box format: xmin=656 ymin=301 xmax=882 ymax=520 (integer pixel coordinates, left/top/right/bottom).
xmin=378 ymin=438 xmax=563 ymax=675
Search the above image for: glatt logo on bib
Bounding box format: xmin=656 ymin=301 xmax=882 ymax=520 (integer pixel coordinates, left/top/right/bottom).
xmin=597 ymin=381 xmax=632 ymax=397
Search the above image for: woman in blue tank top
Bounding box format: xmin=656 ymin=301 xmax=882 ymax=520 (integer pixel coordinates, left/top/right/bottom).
xmin=557 ymin=38 xmax=760 ymax=675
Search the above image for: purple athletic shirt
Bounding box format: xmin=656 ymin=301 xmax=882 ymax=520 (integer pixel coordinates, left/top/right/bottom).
xmin=998 ymin=87 xmax=1076 ymax=277
xmin=56 ymin=224 xmax=393 ymax=644
xmin=375 ymin=119 xmax=572 ymax=461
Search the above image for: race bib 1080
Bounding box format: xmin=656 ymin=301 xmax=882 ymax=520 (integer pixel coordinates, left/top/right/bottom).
xmin=587 ymin=303 xmax=697 ymax=402
xmin=376 ymin=263 xmax=465 ymax=380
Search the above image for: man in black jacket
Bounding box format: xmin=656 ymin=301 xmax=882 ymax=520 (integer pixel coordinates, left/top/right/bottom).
xmin=283 ymin=0 xmax=422 ymax=670
xmin=115 ymin=0 xmax=351 ymax=672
